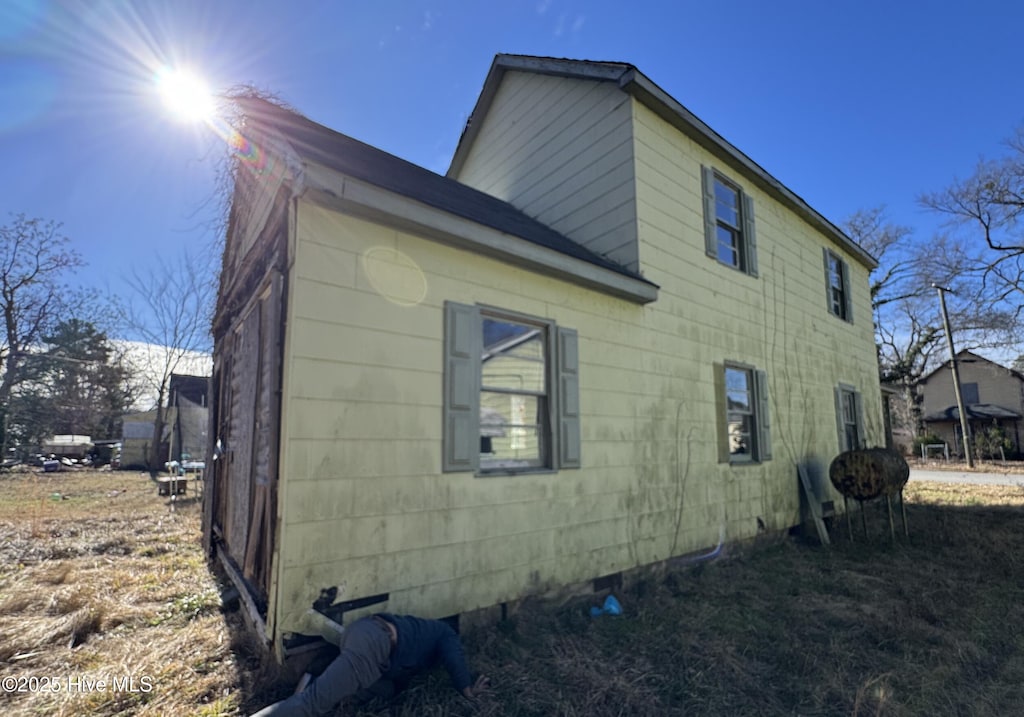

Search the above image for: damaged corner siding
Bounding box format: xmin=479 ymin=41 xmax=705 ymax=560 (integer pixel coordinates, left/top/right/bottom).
xmin=208 ymin=147 xmax=291 ymax=627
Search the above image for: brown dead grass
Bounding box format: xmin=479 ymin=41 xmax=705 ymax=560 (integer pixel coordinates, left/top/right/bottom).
xmin=0 ymin=469 xmax=245 ymax=716
xmin=4 ymin=470 xmax=1024 ymax=716
xmin=907 ymin=456 xmax=1024 ymax=475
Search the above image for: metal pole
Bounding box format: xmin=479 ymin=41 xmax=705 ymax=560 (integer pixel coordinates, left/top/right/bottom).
xmin=934 ymin=285 xmax=974 ymax=468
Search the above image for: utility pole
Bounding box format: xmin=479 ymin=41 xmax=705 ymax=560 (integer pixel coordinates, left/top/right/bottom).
xmin=933 ymin=284 xmax=974 ymax=468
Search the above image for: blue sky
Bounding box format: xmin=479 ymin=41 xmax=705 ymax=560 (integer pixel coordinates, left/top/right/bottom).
xmin=2 ymin=0 xmax=1022 ymax=310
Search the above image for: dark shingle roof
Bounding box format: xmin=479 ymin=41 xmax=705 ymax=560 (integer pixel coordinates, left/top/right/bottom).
xmin=232 ymin=96 xmax=654 ymax=287
xmin=923 ymin=404 xmax=1022 ymax=422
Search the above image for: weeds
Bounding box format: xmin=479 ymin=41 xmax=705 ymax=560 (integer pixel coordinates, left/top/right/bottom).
xmin=3 ymin=471 xmax=1024 ymax=715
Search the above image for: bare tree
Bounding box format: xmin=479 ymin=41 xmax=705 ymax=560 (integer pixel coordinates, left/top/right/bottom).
xmin=843 ymin=207 xmax=1019 ymax=436
xmin=115 ymin=250 xmax=213 ymax=474
xmin=0 ymin=215 xmax=90 ymax=455
xmin=843 ymin=207 xmax=923 ymax=311
xmin=920 ymin=125 xmax=1024 ymax=314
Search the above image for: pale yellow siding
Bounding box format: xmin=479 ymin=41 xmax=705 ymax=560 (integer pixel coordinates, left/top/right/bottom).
xmin=630 ymin=99 xmax=882 ymax=516
xmin=271 ymin=153 xmax=881 ymax=637
xmin=453 ymin=71 xmax=639 ymax=270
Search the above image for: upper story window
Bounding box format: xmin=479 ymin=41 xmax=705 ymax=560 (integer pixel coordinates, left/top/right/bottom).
xmin=823 ymin=249 xmax=853 ymax=322
xmin=702 ymin=166 xmax=758 ymax=277
xmin=961 ymin=382 xmax=979 ymax=405
xmin=443 ymin=302 xmax=580 ymax=475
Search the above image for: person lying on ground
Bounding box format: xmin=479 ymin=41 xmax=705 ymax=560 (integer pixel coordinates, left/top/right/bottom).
xmin=250 ymin=612 xmax=489 ymax=717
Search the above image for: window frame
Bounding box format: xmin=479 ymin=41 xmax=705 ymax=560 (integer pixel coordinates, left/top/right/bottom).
xmin=834 ymin=383 xmax=864 ymax=453
xmin=478 ymin=308 xmax=553 ymax=473
xmin=716 ymin=361 xmax=771 ymax=464
xmin=702 ymin=166 xmax=758 ymax=277
xmin=442 ymin=302 xmax=580 ymax=476
xmin=714 ymin=176 xmax=744 ymax=270
xmin=961 ymin=382 xmax=979 ymax=405
xmin=725 ymin=364 xmax=756 ymax=463
xmin=823 ymin=248 xmax=853 ymax=323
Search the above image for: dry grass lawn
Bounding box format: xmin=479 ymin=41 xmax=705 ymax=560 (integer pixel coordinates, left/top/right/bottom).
xmin=0 ymin=470 xmax=249 ymax=716
xmin=2 ymin=466 xmax=1024 ymax=716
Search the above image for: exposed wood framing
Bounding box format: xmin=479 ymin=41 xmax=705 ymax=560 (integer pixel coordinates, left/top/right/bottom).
xmin=217 ymin=546 xmax=268 ymax=645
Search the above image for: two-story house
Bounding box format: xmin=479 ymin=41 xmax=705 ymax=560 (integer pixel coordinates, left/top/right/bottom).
xmin=920 ymin=350 xmax=1023 ymax=457
xmin=204 ymin=55 xmax=881 ymax=659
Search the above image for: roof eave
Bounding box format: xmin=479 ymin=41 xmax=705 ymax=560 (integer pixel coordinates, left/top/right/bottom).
xmin=449 ymin=54 xmax=877 ymax=271
xmin=299 ymin=164 xmax=659 ymax=305
xmin=620 ymin=72 xmax=877 ymax=270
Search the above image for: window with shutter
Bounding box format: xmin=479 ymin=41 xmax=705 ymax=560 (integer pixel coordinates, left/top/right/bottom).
xmin=702 ymin=166 xmax=758 ymax=277
xmin=823 ymin=248 xmax=853 ymax=323
xmin=719 ymin=362 xmax=772 ymax=464
xmin=834 ymin=384 xmax=864 ymax=452
xmin=442 ymin=302 xmax=580 ymax=474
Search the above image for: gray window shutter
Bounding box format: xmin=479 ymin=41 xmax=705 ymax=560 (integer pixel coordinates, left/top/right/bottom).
xmin=834 ymin=386 xmax=846 ymax=453
xmin=713 ymin=362 xmax=730 ymax=463
xmin=841 ymin=259 xmax=853 ymax=323
xmin=822 ymin=248 xmax=833 ymax=314
xmin=743 ymin=193 xmax=757 ymax=277
xmin=443 ymin=302 xmax=480 ymax=472
xmin=557 ymin=326 xmax=581 ymax=469
xmin=701 ymin=165 xmax=717 ymax=258
xmin=755 ymin=369 xmax=771 ymax=460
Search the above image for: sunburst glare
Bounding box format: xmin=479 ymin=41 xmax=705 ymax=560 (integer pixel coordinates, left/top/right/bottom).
xmin=156 ymin=67 xmax=215 ymax=123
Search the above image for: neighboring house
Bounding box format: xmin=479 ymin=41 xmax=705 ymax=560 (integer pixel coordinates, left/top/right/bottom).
xmin=205 ymin=54 xmax=881 ymax=658
xmin=920 ymin=350 xmax=1023 ymax=457
xmin=120 ymin=410 xmax=166 ymax=469
xmin=120 ymin=373 xmax=210 ymax=469
xmin=117 ymin=340 xmax=212 ymax=411
xmin=167 ymin=374 xmax=209 ymax=464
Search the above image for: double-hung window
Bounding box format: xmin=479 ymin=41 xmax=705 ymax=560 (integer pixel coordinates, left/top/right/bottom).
xmin=702 ymin=166 xmax=758 ymax=276
xmin=823 ymin=249 xmax=853 ymax=322
xmin=716 ymin=362 xmax=771 ymax=464
xmin=442 ymin=302 xmax=580 ymax=474
xmin=834 ymin=384 xmax=864 ymax=452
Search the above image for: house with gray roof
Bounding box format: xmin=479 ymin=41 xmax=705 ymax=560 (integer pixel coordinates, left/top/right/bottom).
xmin=920 ymin=350 xmax=1023 ymax=458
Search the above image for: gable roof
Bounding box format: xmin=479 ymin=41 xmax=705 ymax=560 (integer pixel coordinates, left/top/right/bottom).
xmin=920 ymin=349 xmax=1024 ymax=385
xmin=448 ymin=54 xmax=877 ymax=271
xmin=231 ymin=96 xmax=657 ymax=300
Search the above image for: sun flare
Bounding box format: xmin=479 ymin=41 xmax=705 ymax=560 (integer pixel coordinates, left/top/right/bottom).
xmin=156 ymin=67 xmax=215 ymax=122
